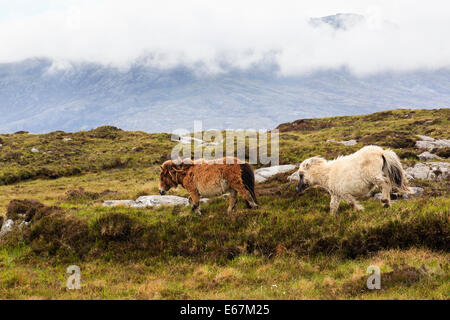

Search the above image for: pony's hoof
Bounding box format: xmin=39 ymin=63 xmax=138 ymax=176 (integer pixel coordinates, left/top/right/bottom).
xmin=196 ymin=211 xmax=202 ymax=216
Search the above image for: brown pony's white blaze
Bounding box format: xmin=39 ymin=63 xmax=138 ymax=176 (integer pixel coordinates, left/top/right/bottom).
xmin=295 ymin=146 xmax=411 ymax=214
xmin=159 ymin=157 xmax=258 ymax=215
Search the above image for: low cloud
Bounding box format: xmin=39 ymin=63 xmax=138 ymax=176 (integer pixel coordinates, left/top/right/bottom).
xmin=0 ymin=0 xmax=449 ymax=75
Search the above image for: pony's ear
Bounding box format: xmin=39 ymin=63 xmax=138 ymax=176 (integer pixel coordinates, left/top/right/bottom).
xmin=172 ymin=163 xmax=184 ymax=172
xmin=172 ymin=162 xmax=192 ymax=172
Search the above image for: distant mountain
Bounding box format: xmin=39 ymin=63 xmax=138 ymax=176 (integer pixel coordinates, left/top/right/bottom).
xmin=0 ymin=58 xmax=449 ymax=133
xmin=309 ymin=13 xmax=365 ymax=30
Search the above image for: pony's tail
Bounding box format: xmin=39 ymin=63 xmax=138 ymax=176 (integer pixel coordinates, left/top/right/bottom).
xmin=382 ymin=149 xmax=411 ymax=194
xmin=240 ymin=163 xmax=258 ymax=204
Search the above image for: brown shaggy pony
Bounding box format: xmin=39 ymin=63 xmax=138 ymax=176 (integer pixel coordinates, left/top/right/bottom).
xmin=159 ymin=157 xmax=258 ymax=215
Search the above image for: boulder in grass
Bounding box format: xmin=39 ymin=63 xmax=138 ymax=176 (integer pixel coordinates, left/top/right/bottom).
xmin=103 ymin=195 xmax=209 ymax=208
xmin=0 ymin=219 xmax=14 ymax=239
xmin=327 ymin=139 xmax=357 ymax=146
xmin=416 ymin=135 xmax=435 ymax=142
xmin=415 ymin=135 xmax=450 ymax=150
xmin=172 ymin=135 xmax=219 ymax=146
xmin=373 ymin=187 xmax=424 ymax=201
xmin=418 ymin=152 xmax=441 ymax=160
xmin=254 ymin=164 xmax=298 ymax=183
xmin=102 ymin=200 xmax=142 ymax=208
xmin=405 ymin=162 xmax=449 ymax=181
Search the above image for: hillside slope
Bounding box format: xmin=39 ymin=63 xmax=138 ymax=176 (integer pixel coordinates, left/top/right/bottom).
xmin=0 ymin=109 xmax=448 ymax=300
xmin=0 ymin=108 xmax=448 ymax=187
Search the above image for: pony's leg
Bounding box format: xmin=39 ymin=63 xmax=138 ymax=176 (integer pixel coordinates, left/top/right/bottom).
xmin=342 ymin=194 xmax=364 ymax=211
xmin=374 ymin=175 xmax=392 ymax=208
xmin=227 ymin=189 xmax=238 ymax=214
xmin=232 ymin=183 xmax=258 ymax=208
xmin=330 ymin=195 xmax=341 ymax=214
xmin=236 ymin=186 xmax=259 ymax=208
xmin=188 ymin=190 xmax=202 ymax=215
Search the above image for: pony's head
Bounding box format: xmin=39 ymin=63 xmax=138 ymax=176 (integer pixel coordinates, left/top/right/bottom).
xmin=296 ymin=156 xmax=326 ymax=194
xmin=159 ymin=159 xmax=191 ymax=195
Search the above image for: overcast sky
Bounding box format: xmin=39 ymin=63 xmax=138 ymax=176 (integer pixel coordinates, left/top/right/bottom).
xmin=0 ymin=0 xmax=449 ymax=75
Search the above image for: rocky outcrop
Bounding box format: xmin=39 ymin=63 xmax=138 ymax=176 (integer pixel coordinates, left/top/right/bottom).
xmin=172 ymin=135 xmax=218 ymax=146
xmin=418 ymin=152 xmax=441 ymax=160
xmin=405 ymin=162 xmax=449 ymax=181
xmin=373 ymin=187 xmax=424 ymax=201
xmin=254 ymin=164 xmax=298 ymax=183
xmin=103 ymin=195 xmax=209 ymax=208
xmin=415 ymin=135 xmax=450 ymax=150
xmin=326 ymin=139 xmax=357 ymax=146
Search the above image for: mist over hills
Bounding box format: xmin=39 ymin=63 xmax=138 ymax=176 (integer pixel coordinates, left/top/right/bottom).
xmin=310 ymin=13 xmax=366 ymax=29
xmin=1 ymin=57 xmax=449 ymax=134
xmin=1 ymin=12 xmax=449 ymax=134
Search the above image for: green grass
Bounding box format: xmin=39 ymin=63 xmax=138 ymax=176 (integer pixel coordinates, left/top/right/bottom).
xmin=0 ymin=108 xmax=449 ymax=299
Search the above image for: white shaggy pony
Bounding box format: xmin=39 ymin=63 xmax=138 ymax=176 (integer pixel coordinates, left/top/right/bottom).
xmin=295 ymin=146 xmax=411 ymax=214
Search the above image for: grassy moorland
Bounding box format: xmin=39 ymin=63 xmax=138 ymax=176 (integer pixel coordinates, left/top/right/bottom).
xmin=0 ymin=108 xmax=448 ymax=299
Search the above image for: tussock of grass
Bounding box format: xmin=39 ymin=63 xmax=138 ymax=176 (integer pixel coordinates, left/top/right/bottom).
xmin=3 ymin=195 xmax=448 ymax=264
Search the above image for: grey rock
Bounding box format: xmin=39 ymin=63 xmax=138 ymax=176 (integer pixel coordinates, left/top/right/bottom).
xmin=373 ymin=187 xmax=424 ymax=201
xmin=172 ymin=135 xmax=218 ymax=146
xmin=31 ymin=147 xmax=39 ymax=153
xmin=103 ymin=195 xmax=209 ymax=208
xmin=418 ymin=152 xmax=441 ymax=160
xmin=415 ymin=135 xmax=450 ymax=150
xmin=135 ymin=195 xmax=191 ymax=207
xmin=63 ymin=138 xmax=72 ymax=142
xmin=416 ymin=135 xmax=435 ymax=142
xmin=0 ymin=219 xmax=14 ymax=239
xmin=102 ymin=200 xmax=140 ymax=208
xmin=403 ymin=187 xmax=425 ymax=199
xmin=341 ymin=139 xmax=358 ymax=146
xmin=254 ymin=164 xmax=298 ymax=183
xmin=19 ymin=221 xmax=30 ymax=228
xmin=405 ymin=162 xmax=449 ymax=181
xmin=327 ymin=139 xmax=357 ymax=146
